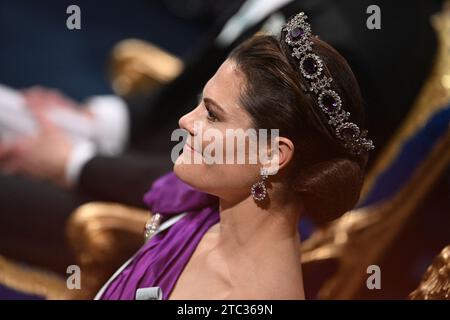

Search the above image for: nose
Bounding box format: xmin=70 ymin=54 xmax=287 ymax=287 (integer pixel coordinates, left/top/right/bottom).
xmin=178 ymin=107 xmax=198 ymax=136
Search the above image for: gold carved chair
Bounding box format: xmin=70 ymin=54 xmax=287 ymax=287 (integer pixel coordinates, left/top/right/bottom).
xmin=66 ymin=203 xmax=149 ymax=299
xmin=410 ymin=245 xmax=450 ymax=300
xmin=0 ymin=256 xmax=71 ymax=299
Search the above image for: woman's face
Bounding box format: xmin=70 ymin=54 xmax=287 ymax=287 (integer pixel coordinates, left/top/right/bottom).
xmin=174 ymin=59 xmax=263 ymax=203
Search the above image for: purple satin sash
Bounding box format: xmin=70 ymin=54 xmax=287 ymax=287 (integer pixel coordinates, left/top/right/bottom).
xmin=100 ymin=172 xmax=219 ymax=300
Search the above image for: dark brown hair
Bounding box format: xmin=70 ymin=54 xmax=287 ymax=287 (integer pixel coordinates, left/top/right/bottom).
xmin=228 ymin=34 xmax=369 ymax=225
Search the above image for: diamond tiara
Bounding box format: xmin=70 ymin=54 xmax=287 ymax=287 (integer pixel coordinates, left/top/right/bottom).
xmin=282 ymin=12 xmax=374 ymax=155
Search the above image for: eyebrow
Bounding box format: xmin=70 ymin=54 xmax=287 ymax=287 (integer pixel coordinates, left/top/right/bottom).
xmin=198 ymin=91 xmax=226 ymax=115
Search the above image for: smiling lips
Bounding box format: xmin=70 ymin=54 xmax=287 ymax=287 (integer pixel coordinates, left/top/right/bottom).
xmin=184 ymin=142 xmax=202 ymax=155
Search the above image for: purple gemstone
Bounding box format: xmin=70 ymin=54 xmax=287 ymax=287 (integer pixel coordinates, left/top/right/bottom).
xmin=341 ymin=127 xmax=357 ymax=139
xmin=303 ymin=57 xmax=318 ymax=75
xmin=290 ymin=27 xmax=304 ymax=40
xmin=253 ymin=183 xmax=265 ymax=198
xmin=322 ymin=94 xmax=338 ymax=112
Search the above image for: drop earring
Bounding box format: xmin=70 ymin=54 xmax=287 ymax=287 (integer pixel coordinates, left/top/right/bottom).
xmin=251 ymin=168 xmax=269 ymax=201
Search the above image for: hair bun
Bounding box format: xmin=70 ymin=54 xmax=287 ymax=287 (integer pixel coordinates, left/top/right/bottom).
xmin=293 ymin=158 xmax=364 ymax=226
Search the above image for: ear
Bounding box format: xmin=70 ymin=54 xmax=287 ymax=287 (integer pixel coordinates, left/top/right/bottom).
xmin=263 ymin=136 xmax=294 ymax=175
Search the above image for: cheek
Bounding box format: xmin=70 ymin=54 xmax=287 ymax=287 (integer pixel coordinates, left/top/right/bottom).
xmin=221 ymin=163 xmax=260 ymax=188
xmin=220 ymin=131 xmax=261 ymax=166
xmin=173 ymin=121 xmax=261 ymax=195
xmin=174 ymin=159 xmax=259 ymax=197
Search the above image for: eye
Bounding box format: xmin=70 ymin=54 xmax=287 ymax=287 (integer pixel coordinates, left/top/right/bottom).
xmin=205 ymin=104 xmax=218 ymax=122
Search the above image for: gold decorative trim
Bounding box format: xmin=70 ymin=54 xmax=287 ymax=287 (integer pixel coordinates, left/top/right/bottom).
xmin=410 ymin=245 xmax=450 ymax=300
xmin=65 ymin=202 xmax=149 ymax=298
xmin=0 ymin=255 xmax=70 ymax=299
xmin=109 ymin=39 xmax=184 ymax=96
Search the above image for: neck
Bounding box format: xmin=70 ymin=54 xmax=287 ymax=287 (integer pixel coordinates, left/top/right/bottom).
xmin=215 ymin=193 xmax=302 ymax=252
xmin=210 ymin=192 xmax=306 ymax=299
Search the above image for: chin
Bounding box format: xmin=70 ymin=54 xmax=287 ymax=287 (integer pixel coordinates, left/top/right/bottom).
xmin=173 ymin=159 xmax=189 ymax=182
xmin=173 ymin=155 xmax=208 ymax=192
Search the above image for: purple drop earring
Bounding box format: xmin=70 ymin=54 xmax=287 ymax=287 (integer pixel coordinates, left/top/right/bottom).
xmin=251 ymin=168 xmax=269 ymax=201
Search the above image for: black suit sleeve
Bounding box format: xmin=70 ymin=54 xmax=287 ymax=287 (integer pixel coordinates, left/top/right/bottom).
xmin=77 ymin=153 xmax=173 ymax=208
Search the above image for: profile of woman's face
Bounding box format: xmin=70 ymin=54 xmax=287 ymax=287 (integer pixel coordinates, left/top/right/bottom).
xmin=174 ymin=59 xmax=264 ymax=203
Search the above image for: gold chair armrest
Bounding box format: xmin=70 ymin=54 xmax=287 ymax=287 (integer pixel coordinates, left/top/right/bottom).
xmin=0 ymin=255 xmax=70 ymax=299
xmin=66 ymin=202 xmax=149 ymax=299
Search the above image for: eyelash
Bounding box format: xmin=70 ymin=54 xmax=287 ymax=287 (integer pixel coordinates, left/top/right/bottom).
xmin=205 ymin=104 xmax=218 ymax=122
xmin=197 ymin=93 xmax=219 ymax=122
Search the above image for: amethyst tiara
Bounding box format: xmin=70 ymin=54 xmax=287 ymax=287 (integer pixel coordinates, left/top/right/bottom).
xmin=282 ymin=12 xmax=374 ymax=155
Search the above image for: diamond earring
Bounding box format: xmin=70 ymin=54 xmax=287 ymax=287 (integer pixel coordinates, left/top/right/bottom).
xmin=251 ymin=168 xmax=269 ymax=201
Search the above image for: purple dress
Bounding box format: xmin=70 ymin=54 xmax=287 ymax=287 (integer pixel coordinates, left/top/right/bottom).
xmin=99 ymin=172 xmax=220 ymax=300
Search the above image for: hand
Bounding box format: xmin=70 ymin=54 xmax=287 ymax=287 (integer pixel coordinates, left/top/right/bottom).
xmin=22 ymin=86 xmax=93 ymax=116
xmin=0 ymin=101 xmax=73 ymax=188
xmin=23 ymin=86 xmax=77 ymax=110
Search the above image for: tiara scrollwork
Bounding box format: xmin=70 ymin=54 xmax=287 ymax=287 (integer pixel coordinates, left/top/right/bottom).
xmin=283 ymin=12 xmax=374 ymax=155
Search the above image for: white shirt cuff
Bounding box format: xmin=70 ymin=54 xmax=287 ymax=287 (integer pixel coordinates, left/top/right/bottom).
xmin=86 ymin=95 xmax=129 ymax=155
xmin=65 ymin=140 xmax=97 ymax=187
